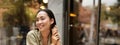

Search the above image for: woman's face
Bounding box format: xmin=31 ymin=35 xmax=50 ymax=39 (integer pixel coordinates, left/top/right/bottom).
xmin=36 ymin=11 xmax=54 ymax=31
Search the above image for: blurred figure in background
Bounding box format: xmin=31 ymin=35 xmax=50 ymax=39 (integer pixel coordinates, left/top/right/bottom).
xmin=25 ymin=0 xmax=42 ymax=27
xmin=76 ymin=0 xmax=96 ymax=45
xmin=20 ymin=0 xmax=42 ymax=45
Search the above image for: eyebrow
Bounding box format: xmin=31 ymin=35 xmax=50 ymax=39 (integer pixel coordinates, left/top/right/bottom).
xmin=36 ymin=16 xmax=45 ymax=19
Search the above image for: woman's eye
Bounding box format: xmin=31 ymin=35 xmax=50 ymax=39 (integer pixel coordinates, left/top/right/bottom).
xmin=41 ymin=17 xmax=45 ymax=20
xmin=36 ymin=16 xmax=45 ymax=21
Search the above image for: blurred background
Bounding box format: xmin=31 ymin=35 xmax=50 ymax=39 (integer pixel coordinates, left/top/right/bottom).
xmin=0 ymin=0 xmax=120 ymax=45
xmin=68 ymin=0 xmax=120 ymax=45
xmin=0 ymin=0 xmax=47 ymax=45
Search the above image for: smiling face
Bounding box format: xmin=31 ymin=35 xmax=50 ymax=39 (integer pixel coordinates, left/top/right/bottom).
xmin=36 ymin=11 xmax=54 ymax=32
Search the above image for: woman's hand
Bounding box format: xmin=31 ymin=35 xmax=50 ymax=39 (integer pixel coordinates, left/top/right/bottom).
xmin=51 ymin=25 xmax=60 ymax=45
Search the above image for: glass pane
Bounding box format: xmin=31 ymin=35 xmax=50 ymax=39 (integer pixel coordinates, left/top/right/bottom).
xmin=68 ymin=0 xmax=120 ymax=45
xmin=69 ymin=0 xmax=98 ymax=45
xmin=100 ymin=0 xmax=120 ymax=45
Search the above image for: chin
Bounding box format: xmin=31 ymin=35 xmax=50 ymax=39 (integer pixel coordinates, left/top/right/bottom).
xmin=38 ymin=29 xmax=43 ymax=31
xmin=39 ymin=28 xmax=46 ymax=32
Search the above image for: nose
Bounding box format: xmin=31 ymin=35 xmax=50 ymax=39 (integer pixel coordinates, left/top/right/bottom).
xmin=36 ymin=20 xmax=43 ymax=27
xmin=37 ymin=20 xmax=42 ymax=24
xmin=36 ymin=20 xmax=42 ymax=24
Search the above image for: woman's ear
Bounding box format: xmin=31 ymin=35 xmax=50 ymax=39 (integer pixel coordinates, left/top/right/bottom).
xmin=51 ymin=18 xmax=54 ymax=24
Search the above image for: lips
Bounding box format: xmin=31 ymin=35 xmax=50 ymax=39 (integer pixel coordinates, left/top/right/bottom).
xmin=37 ymin=24 xmax=44 ymax=29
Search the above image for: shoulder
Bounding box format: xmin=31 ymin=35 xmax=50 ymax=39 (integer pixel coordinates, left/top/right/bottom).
xmin=26 ymin=30 xmax=41 ymax=42
xmin=27 ymin=30 xmax=39 ymax=36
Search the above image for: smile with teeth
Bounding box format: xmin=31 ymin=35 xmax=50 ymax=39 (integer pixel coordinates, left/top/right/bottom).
xmin=38 ymin=24 xmax=44 ymax=29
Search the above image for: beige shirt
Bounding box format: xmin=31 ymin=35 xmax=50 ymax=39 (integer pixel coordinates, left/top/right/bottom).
xmin=26 ymin=30 xmax=51 ymax=45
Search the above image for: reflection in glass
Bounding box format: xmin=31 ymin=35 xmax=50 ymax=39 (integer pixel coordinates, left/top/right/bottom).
xmin=69 ymin=0 xmax=120 ymax=45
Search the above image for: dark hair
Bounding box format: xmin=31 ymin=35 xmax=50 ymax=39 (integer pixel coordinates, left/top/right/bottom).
xmin=25 ymin=0 xmax=42 ymax=7
xmin=37 ymin=0 xmax=42 ymax=4
xmin=36 ymin=9 xmax=56 ymax=32
xmin=79 ymin=0 xmax=83 ymax=3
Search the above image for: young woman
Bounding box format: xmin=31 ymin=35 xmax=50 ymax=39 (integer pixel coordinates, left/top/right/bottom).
xmin=26 ymin=9 xmax=60 ymax=45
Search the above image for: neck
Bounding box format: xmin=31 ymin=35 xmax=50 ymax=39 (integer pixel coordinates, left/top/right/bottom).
xmin=40 ymin=29 xmax=50 ymax=38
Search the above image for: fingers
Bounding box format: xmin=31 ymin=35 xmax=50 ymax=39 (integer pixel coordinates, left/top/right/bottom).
xmin=52 ymin=32 xmax=59 ymax=40
xmin=55 ymin=33 xmax=59 ymax=39
xmin=52 ymin=30 xmax=58 ymax=35
xmin=52 ymin=25 xmax=58 ymax=35
xmin=52 ymin=35 xmax=59 ymax=40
